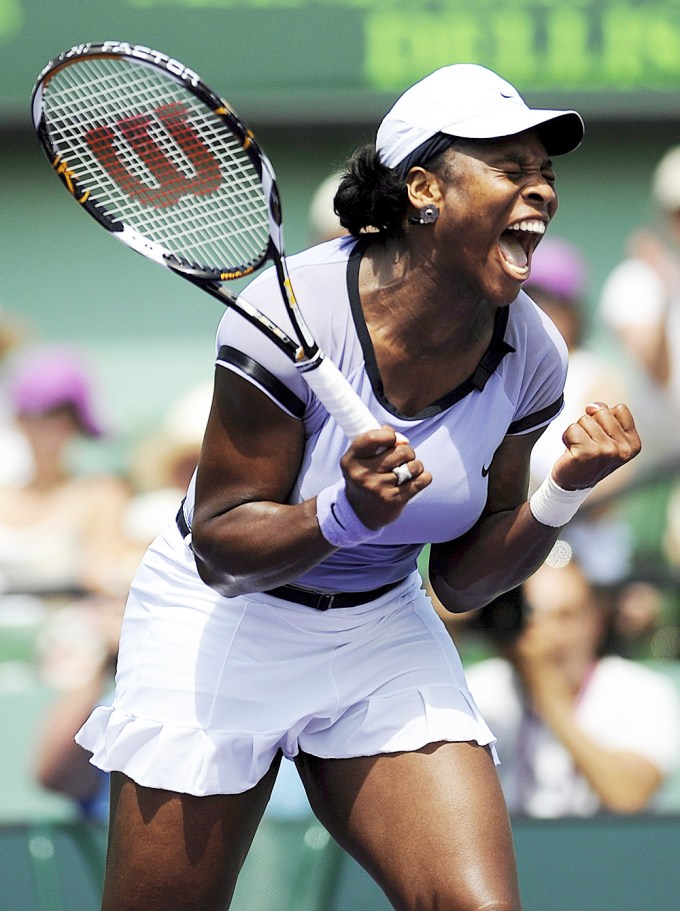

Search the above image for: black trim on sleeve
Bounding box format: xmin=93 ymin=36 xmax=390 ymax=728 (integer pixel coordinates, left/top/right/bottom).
xmin=216 ymin=345 xmax=306 ymax=418
xmin=507 ymin=394 xmax=564 ymax=435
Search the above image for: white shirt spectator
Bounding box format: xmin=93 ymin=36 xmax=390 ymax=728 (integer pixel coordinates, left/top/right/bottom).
xmin=466 ymin=654 xmax=680 ymax=817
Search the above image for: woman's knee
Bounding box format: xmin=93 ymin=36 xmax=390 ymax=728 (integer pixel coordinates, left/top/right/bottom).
xmin=383 ymin=868 xmax=521 ymax=911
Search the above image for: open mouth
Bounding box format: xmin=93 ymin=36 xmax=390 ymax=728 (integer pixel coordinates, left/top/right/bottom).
xmin=498 ymin=220 xmax=546 ymax=278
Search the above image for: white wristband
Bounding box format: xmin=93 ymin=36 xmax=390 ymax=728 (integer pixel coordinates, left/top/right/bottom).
xmin=529 ymin=474 xmax=593 ymax=528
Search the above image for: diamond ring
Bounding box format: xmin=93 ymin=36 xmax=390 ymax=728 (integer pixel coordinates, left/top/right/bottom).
xmin=393 ymin=463 xmax=413 ymax=485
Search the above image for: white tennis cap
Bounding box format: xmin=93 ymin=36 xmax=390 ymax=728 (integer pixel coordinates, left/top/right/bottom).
xmin=376 ymin=64 xmax=584 ymax=171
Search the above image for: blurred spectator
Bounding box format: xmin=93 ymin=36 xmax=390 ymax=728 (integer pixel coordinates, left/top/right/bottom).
xmin=608 ymin=575 xmax=677 ymax=661
xmin=33 ymin=596 xmax=123 ymax=821
xmin=600 ymin=147 xmax=680 ymax=614
xmin=524 ymin=236 xmax=636 ymax=586
xmin=307 ymin=170 xmax=347 ymax=244
xmin=598 ymin=144 xmax=680 ymax=462
xmin=118 ymin=380 xmax=212 ymax=581
xmin=665 ymin=484 xmax=680 ymax=579
xmin=465 ymin=553 xmax=680 ymax=817
xmin=0 ymin=345 xmax=130 ymax=600
xmin=30 ymin=382 xmax=214 ymax=822
xmin=30 ymin=382 xmax=211 ymax=820
xmin=0 ymin=302 xmax=33 ymax=486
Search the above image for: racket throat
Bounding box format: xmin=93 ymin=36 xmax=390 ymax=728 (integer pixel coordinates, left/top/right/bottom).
xmin=295 ymin=347 xmax=323 ymax=369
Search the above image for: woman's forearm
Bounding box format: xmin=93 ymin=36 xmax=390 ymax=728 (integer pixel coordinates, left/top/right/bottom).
xmin=191 ymin=498 xmax=336 ymax=597
xmin=429 ymin=502 xmax=561 ymax=612
xmin=537 ymin=695 xmax=662 ymax=812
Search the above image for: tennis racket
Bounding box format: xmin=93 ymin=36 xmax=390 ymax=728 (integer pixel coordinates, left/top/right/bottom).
xmin=30 ymin=40 xmax=383 ymax=442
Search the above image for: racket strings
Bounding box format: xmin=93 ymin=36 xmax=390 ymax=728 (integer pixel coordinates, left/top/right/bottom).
xmin=40 ymin=57 xmax=270 ymax=274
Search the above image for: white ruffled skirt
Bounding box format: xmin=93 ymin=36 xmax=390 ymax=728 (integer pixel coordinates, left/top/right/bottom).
xmin=77 ymin=519 xmax=497 ymax=795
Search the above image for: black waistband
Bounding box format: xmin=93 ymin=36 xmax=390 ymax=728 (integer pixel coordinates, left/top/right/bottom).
xmin=264 ymin=578 xmax=404 ymax=611
xmin=176 ymin=503 xmax=404 ymax=611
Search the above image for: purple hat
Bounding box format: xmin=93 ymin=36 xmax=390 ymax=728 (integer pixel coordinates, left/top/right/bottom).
xmin=524 ymin=236 xmax=588 ymax=303
xmin=9 ymin=346 xmax=105 ymax=437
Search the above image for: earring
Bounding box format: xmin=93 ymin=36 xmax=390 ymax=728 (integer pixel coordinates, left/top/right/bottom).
xmin=408 ymin=204 xmax=439 ymax=225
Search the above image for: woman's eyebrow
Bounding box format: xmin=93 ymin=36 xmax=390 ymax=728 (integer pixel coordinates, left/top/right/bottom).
xmin=491 ymin=150 xmax=555 ymax=168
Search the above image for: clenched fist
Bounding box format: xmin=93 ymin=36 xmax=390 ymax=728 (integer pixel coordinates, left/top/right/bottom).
xmin=551 ymin=402 xmax=641 ymax=491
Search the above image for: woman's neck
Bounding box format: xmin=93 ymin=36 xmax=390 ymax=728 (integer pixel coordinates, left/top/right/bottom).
xmin=360 ymin=238 xmax=495 ymax=355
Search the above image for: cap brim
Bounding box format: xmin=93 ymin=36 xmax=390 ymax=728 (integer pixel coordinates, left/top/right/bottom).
xmin=441 ymin=109 xmax=584 ymax=156
xmin=533 ymin=112 xmax=584 ymax=156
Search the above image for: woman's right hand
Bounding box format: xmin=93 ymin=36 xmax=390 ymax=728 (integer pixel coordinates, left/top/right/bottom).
xmin=339 ymin=426 xmax=431 ymax=530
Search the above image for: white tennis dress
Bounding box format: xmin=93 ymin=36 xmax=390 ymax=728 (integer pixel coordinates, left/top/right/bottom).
xmin=77 ymin=236 xmax=567 ymax=795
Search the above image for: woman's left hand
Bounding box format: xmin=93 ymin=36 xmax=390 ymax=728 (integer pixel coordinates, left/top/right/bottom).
xmin=550 ymin=402 xmax=641 ymax=491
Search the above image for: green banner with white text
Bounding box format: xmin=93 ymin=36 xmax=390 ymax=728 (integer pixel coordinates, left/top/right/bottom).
xmin=4 ymin=0 xmax=680 ymax=122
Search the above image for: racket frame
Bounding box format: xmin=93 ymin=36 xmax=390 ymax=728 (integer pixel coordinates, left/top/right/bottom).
xmin=31 ymin=41 xmax=384 ymax=441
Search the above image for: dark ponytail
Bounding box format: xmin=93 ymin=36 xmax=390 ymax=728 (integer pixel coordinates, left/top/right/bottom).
xmin=333 ymin=144 xmax=408 ymax=239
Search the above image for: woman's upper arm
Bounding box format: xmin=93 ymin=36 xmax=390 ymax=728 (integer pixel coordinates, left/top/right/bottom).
xmin=193 ymin=365 xmax=306 ymax=526
xmin=428 ymin=426 xmax=548 ymax=612
xmin=190 ymin=367 xmax=338 ymax=596
xmin=483 ymin=427 xmax=544 ymax=516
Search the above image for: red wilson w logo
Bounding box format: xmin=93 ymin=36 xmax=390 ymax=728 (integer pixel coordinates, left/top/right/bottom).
xmin=85 ymin=102 xmax=221 ymax=208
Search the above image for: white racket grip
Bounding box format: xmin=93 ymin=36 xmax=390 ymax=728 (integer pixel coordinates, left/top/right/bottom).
xmin=297 ymin=356 xmax=381 ymax=440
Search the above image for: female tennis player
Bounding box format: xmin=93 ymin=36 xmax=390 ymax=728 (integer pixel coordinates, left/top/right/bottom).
xmin=77 ymin=64 xmax=640 ymax=911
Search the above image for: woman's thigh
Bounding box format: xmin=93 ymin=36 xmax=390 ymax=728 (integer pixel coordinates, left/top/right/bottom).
xmin=102 ymin=761 xmax=280 ymax=911
xmin=297 ymin=741 xmax=521 ymax=911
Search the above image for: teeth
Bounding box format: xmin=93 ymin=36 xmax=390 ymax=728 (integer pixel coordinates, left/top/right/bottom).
xmin=508 ymin=221 xmax=545 ymax=234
